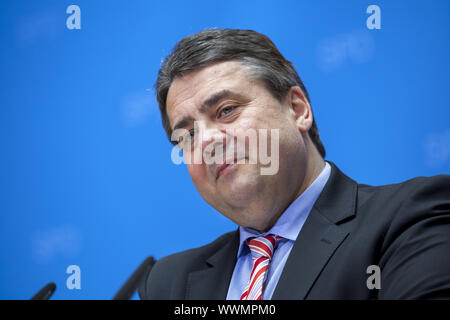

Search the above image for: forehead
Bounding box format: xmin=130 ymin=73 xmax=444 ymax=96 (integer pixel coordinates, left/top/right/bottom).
xmin=166 ymin=61 xmax=256 ymax=126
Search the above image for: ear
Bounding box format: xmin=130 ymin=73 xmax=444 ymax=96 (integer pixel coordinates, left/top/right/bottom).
xmin=287 ymin=86 xmax=313 ymax=133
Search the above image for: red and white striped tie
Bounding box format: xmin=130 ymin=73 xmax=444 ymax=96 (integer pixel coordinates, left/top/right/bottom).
xmin=240 ymin=234 xmax=282 ymax=300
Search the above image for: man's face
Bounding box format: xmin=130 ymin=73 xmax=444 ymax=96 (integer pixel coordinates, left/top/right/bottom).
xmin=166 ymin=61 xmax=313 ymax=232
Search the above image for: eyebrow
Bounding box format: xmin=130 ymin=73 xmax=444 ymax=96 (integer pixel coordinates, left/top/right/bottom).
xmin=172 ymin=89 xmax=247 ymax=132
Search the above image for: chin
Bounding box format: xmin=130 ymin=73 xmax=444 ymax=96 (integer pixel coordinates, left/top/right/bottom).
xmin=219 ymin=168 xmax=263 ymax=206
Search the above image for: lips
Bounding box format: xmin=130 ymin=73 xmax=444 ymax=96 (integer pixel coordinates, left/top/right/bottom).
xmin=216 ymin=163 xmax=234 ymax=179
xmin=215 ymin=157 xmax=246 ymax=180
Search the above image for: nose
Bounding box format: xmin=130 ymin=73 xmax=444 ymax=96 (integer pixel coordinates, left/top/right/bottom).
xmin=198 ymin=122 xmax=227 ymax=158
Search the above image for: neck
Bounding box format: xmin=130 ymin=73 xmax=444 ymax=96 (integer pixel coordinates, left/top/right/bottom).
xmin=257 ymin=144 xmax=325 ymax=234
xmin=294 ymin=148 xmax=325 ymax=201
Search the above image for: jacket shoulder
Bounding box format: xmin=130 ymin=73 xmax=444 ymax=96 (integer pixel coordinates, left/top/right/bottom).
xmin=156 ymin=230 xmax=236 ymax=269
xmin=139 ymin=230 xmax=237 ymax=299
xmin=356 ymin=173 xmax=450 ymax=299
xmin=358 ymin=172 xmax=449 ymax=192
xmin=356 ymin=173 xmax=450 ymax=209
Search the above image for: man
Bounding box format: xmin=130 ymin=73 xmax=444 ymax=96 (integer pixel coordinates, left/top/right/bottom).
xmin=139 ymin=29 xmax=450 ymax=299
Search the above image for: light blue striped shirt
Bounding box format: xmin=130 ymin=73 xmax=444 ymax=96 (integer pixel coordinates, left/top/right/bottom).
xmin=226 ymin=161 xmax=331 ymax=300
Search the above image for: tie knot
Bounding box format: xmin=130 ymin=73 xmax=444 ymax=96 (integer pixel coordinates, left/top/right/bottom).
xmin=246 ymin=234 xmax=282 ymax=260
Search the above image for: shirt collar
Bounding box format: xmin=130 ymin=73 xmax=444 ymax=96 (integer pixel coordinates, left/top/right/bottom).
xmin=236 ymin=161 xmax=332 ymax=257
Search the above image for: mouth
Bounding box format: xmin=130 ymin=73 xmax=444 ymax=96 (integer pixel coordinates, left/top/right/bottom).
xmin=215 ymin=158 xmax=245 ymax=180
xmin=216 ymin=163 xmax=235 ymax=180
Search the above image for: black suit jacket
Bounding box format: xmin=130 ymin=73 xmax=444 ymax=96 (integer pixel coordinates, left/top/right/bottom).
xmin=140 ymin=161 xmax=450 ymax=299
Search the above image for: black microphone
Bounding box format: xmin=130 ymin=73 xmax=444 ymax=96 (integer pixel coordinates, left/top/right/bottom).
xmin=30 ymin=282 xmax=56 ymax=300
xmin=113 ymin=256 xmax=156 ymax=300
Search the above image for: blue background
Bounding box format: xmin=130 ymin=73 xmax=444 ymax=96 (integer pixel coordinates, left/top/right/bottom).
xmin=0 ymin=0 xmax=449 ymax=299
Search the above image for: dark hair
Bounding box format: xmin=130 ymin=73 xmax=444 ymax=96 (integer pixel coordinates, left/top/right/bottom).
xmin=155 ymin=28 xmax=326 ymax=158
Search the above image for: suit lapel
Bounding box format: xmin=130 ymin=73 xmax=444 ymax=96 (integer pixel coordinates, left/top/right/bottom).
xmin=185 ymin=231 xmax=239 ymax=299
xmin=272 ymin=161 xmax=358 ymax=300
xmin=271 ymin=207 xmax=350 ymax=299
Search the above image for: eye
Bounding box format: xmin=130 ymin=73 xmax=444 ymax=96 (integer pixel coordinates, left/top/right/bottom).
xmin=218 ymin=106 xmax=235 ymax=118
xmin=184 ymin=129 xmax=196 ymax=147
xmin=177 ymin=129 xmax=195 ymax=146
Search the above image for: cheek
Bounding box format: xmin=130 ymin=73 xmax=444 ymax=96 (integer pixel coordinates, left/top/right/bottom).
xmin=187 ymin=163 xmax=208 ymax=187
